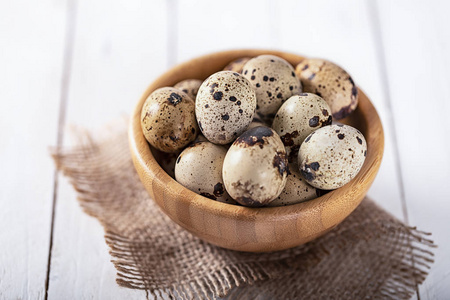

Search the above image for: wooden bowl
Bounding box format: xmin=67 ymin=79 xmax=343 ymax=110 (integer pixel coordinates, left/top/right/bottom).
xmin=129 ymin=49 xmax=384 ymax=252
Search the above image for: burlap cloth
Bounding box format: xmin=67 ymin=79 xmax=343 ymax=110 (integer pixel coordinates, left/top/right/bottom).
xmin=52 ymin=120 xmax=435 ymax=300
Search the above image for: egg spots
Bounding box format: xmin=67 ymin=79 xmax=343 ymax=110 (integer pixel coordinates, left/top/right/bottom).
xmin=213 ymin=91 xmax=223 ymax=100
xmin=309 ymin=116 xmax=320 ymax=127
xmin=296 ymin=59 xmax=359 ymax=120
xmin=273 ymin=151 xmax=289 ymax=177
xmin=209 ymin=83 xmax=218 ymax=93
xmin=235 ymin=126 xmax=273 ymax=149
xmin=141 ymin=87 xmax=198 ymax=153
xmin=168 ymin=93 xmax=182 ymax=105
xmin=301 ymin=168 xmax=316 ymax=181
xmin=213 ymin=182 xmax=224 ymax=197
xmin=196 ymin=71 xmax=256 ymax=144
xmin=298 ymin=125 xmax=367 ymax=190
xmin=280 ymin=130 xmax=299 ymax=147
xmin=352 ymin=86 xmax=358 ymax=97
xmin=310 ymin=162 xmax=320 ymax=171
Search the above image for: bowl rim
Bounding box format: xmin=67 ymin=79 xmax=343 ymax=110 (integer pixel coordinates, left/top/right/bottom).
xmin=129 ymin=49 xmax=385 ymax=250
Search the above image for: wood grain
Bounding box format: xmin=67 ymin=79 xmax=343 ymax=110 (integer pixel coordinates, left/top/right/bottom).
xmin=46 ymin=0 xmax=168 ymax=298
xmin=129 ymin=49 xmax=385 ymax=252
xmin=0 ymin=0 xmax=66 ymax=298
xmin=376 ymin=0 xmax=450 ymax=298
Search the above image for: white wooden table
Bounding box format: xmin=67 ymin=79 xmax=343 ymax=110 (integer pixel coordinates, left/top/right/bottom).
xmin=1 ymin=0 xmax=449 ymax=299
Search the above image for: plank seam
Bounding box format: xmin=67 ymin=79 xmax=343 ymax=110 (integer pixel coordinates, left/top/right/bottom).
xmin=45 ymin=0 xmax=78 ymax=298
xmin=367 ymin=0 xmax=420 ymax=298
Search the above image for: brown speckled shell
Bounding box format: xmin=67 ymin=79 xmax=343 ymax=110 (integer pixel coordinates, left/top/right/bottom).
xmin=222 ymin=126 xmax=288 ymax=206
xmin=272 ymin=93 xmax=332 ymax=162
xmin=242 ymin=55 xmax=302 ymax=120
xmin=175 ymin=142 xmax=235 ymax=204
xmin=295 ymin=59 xmax=358 ymax=120
xmin=195 ymin=71 xmax=256 ymax=144
xmin=268 ymin=163 xmax=317 ymax=206
xmin=299 ymin=124 xmax=367 ymax=190
xmin=141 ymin=87 xmax=198 ymax=153
xmin=174 ymin=79 xmax=202 ymax=101
xmin=223 ymin=57 xmax=251 ymax=73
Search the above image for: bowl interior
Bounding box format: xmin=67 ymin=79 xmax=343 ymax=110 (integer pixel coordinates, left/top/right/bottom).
xmin=129 ymin=49 xmax=384 ymax=252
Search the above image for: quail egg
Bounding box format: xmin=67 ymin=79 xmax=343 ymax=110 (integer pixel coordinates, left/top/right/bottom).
xmin=196 ymin=71 xmax=256 ymax=144
xmin=268 ymin=164 xmax=318 ymax=206
xmin=223 ymin=57 xmax=251 ymax=73
xmin=175 ymin=141 xmax=235 ymax=204
xmin=299 ymin=124 xmax=367 ymax=190
xmin=242 ymin=55 xmax=301 ymax=120
xmin=295 ymin=59 xmax=358 ymax=120
xmin=141 ymin=87 xmax=198 ymax=153
xmin=222 ymin=126 xmax=288 ymax=206
xmin=272 ymin=93 xmax=332 ymax=162
xmin=174 ymin=79 xmax=202 ymax=101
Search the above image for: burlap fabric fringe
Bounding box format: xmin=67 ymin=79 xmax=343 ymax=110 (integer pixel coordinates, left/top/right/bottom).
xmin=52 ymin=120 xmax=435 ymax=299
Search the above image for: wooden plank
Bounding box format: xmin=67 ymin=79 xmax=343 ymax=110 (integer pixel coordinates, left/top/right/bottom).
xmin=47 ymin=0 xmax=168 ymax=298
xmin=374 ymin=0 xmax=450 ymax=298
xmin=0 ymin=0 xmax=66 ymax=299
xmin=277 ymin=0 xmax=404 ymax=219
xmin=176 ymin=0 xmax=280 ymax=64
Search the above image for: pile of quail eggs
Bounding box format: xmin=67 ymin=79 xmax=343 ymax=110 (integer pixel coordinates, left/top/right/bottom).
xmin=141 ymin=55 xmax=367 ymax=207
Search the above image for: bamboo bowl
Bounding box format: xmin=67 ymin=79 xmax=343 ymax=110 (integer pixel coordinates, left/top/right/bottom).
xmin=129 ymin=49 xmax=384 ymax=252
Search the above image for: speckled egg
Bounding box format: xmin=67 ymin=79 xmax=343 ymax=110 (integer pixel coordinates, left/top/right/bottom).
xmin=175 ymin=141 xmax=235 ymax=204
xmin=242 ymin=55 xmax=302 ymax=120
xmin=141 ymin=87 xmax=198 ymax=153
xmin=272 ymin=93 xmax=332 ymax=163
xmin=223 ymin=57 xmax=251 ymax=73
xmin=268 ymin=164 xmax=318 ymax=207
xmin=195 ymin=71 xmax=256 ymax=144
xmin=295 ymin=59 xmax=358 ymax=120
xmin=174 ymin=79 xmax=202 ymax=101
xmin=298 ymin=124 xmax=367 ymax=190
xmin=222 ymin=126 xmax=288 ymax=206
